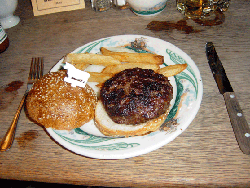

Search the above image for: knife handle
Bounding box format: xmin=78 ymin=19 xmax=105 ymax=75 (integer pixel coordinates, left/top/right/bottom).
xmin=223 ymin=92 xmax=250 ymax=155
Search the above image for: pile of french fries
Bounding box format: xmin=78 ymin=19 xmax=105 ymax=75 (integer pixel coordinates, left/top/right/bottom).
xmin=63 ymin=47 xmax=187 ymax=85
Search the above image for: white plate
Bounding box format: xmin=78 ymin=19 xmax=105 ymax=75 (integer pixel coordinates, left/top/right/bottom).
xmin=46 ymin=35 xmax=203 ymax=159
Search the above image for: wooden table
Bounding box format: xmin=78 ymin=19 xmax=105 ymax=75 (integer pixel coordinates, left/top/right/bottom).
xmin=1 ymin=0 xmax=249 ymax=187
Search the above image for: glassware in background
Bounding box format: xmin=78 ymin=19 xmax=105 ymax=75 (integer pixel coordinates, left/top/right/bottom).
xmin=91 ymin=0 xmax=113 ymax=12
xmin=176 ymin=0 xmax=230 ymax=19
xmin=0 ymin=24 xmax=9 ymax=53
xmin=112 ymin=0 xmax=130 ymax=10
xmin=0 ymin=0 xmax=20 ymax=29
xmin=113 ymin=0 xmax=126 ymax=6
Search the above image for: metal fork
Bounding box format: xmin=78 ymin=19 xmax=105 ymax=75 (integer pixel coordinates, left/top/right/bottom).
xmin=0 ymin=57 xmax=44 ymax=151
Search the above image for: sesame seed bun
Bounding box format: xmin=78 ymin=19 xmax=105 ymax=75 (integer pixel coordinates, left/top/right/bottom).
xmin=26 ymin=70 xmax=97 ymax=130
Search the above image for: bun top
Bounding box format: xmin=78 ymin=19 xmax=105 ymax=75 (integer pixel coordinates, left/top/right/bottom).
xmin=26 ymin=70 xmax=97 ymax=130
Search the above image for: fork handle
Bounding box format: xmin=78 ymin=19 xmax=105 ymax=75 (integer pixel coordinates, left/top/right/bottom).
xmin=0 ymin=93 xmax=27 ymax=151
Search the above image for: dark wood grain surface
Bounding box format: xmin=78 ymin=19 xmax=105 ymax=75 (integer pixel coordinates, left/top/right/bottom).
xmin=0 ymin=0 xmax=249 ymax=187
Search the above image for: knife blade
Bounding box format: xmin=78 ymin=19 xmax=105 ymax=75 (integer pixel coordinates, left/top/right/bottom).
xmin=206 ymin=42 xmax=250 ymax=155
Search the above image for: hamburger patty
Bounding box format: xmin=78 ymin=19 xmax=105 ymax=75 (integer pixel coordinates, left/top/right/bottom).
xmin=100 ymin=68 xmax=173 ymax=125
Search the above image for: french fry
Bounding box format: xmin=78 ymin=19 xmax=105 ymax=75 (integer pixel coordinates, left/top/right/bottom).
xmin=87 ymin=72 xmax=114 ymax=83
xmin=95 ymin=82 xmax=104 ymax=88
xmin=100 ymin=47 xmax=164 ymax=65
xmin=72 ymin=63 xmax=89 ymax=71
xmin=102 ymin=63 xmax=160 ymax=74
xmin=64 ymin=53 xmax=121 ymax=66
xmin=157 ymin=64 xmax=188 ymax=77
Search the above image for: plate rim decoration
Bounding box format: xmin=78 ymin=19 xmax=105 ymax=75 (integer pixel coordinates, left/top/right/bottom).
xmin=46 ymin=34 xmax=203 ymax=159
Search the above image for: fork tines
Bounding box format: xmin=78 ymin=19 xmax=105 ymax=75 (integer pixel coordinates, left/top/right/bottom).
xmin=29 ymin=57 xmax=44 ymax=81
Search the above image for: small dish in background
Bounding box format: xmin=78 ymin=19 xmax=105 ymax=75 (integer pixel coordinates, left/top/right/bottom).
xmin=126 ymin=0 xmax=168 ymax=16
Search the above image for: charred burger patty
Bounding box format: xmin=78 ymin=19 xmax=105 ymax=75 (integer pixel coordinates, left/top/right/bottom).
xmin=100 ymin=68 xmax=173 ymax=125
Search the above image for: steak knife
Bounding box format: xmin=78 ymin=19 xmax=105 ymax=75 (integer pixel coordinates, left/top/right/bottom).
xmin=205 ymin=42 xmax=250 ymax=155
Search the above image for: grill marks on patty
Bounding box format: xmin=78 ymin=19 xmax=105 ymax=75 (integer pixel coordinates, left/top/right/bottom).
xmin=100 ymin=68 xmax=173 ymax=125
